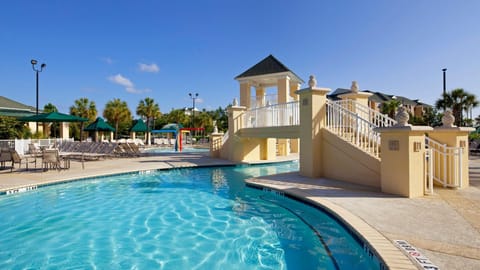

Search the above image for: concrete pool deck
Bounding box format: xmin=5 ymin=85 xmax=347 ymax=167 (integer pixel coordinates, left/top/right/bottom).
xmin=0 ymin=153 xmax=479 ymax=269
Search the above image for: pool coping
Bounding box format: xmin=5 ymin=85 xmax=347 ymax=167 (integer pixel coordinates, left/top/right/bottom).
xmin=245 ymin=180 xmax=418 ymax=270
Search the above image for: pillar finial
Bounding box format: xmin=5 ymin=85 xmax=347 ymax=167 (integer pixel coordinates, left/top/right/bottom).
xmin=395 ymin=106 xmax=410 ymax=126
xmin=308 ymin=75 xmax=317 ymax=88
xmin=351 ymin=81 xmax=359 ymax=93
xmin=232 ymin=98 xmax=238 ymax=106
xmin=442 ymin=109 xmax=456 ymax=127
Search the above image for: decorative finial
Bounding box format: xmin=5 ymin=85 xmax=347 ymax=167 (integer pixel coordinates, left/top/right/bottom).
xmin=232 ymin=98 xmax=238 ymax=106
xmin=395 ymin=106 xmax=410 ymax=127
xmin=442 ymin=109 xmax=456 ymax=128
xmin=351 ymin=81 xmax=359 ymax=93
xmin=213 ymin=120 xmax=218 ymax=133
xmin=308 ymin=75 xmax=317 ymax=88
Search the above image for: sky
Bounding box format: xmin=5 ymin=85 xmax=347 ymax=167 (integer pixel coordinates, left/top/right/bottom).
xmin=1 ymin=0 xmax=479 ymax=119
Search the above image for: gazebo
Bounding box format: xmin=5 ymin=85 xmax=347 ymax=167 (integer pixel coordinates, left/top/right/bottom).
xmin=83 ymin=117 xmax=115 ymax=142
xmin=130 ymin=119 xmax=148 ymax=143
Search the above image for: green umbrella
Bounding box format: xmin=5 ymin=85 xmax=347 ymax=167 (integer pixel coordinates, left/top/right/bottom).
xmin=19 ymin=111 xmax=88 ymax=122
xmin=130 ymin=119 xmax=148 ymax=132
xmin=83 ymin=117 xmax=115 ymax=132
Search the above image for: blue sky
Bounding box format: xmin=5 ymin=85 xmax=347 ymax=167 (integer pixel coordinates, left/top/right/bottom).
xmin=1 ymin=0 xmax=479 ymax=118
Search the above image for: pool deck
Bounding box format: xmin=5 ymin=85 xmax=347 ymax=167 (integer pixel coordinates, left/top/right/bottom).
xmin=1 ymin=153 xmax=479 ymax=269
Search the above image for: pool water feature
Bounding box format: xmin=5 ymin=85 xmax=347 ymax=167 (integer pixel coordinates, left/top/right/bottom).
xmin=0 ymin=162 xmax=383 ymax=269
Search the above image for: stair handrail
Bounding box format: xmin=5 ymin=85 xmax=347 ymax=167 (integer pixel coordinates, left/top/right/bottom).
xmin=326 ymin=99 xmax=381 ymax=158
xmin=333 ymin=99 xmax=397 ymax=128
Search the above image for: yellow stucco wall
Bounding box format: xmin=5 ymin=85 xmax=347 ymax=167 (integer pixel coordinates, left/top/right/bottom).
xmin=322 ymin=129 xmax=381 ymax=187
xmin=379 ymin=127 xmax=431 ymax=197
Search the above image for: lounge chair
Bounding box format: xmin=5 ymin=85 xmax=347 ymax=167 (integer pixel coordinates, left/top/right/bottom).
xmin=11 ymin=150 xmax=37 ymax=172
xmin=0 ymin=148 xmax=12 ymax=169
xmin=42 ymin=149 xmax=68 ymax=171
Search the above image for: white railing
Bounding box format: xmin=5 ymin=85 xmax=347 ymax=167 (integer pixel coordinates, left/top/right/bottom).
xmin=333 ymin=99 xmax=396 ymax=128
xmin=326 ymin=100 xmax=381 ymax=158
xmin=243 ymin=101 xmax=300 ymax=128
xmin=425 ymin=137 xmax=463 ymax=189
xmin=0 ymin=138 xmax=74 ymax=155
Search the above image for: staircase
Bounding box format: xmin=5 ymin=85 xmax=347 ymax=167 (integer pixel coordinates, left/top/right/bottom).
xmin=326 ymin=99 xmax=396 ymax=159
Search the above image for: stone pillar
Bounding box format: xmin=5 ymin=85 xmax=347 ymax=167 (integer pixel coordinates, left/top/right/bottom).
xmin=277 ymin=76 xmax=291 ymax=156
xmin=428 ymin=110 xmax=474 ymax=188
xmin=255 ymin=86 xmax=265 ymax=107
xmin=339 ymin=81 xmax=372 ymax=121
xmin=110 ymin=131 xmax=114 ymax=141
xmin=239 ymin=82 xmax=251 ymax=109
xmin=59 ymin=122 xmax=70 ymax=139
xmin=289 ymin=82 xmax=300 ymax=153
xmin=210 ymin=132 xmax=224 ymax=158
xmin=376 ymin=107 xmax=433 ymax=197
xmin=295 ymin=75 xmax=331 ymax=177
xmin=130 ymin=132 xmax=136 ymax=140
xmin=277 ymin=76 xmax=290 ymax=103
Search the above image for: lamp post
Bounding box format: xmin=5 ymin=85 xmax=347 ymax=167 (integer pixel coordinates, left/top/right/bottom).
xmin=189 ymin=92 xmax=199 ymax=128
xmin=442 ymin=68 xmax=447 ymax=111
xmin=31 ymin=59 xmax=46 ymax=134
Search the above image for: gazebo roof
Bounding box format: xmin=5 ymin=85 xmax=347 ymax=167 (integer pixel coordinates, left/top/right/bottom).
xmin=84 ymin=117 xmax=115 ymax=132
xmin=234 ymin=55 xmax=304 ymax=84
xmin=130 ymin=119 xmax=148 ymax=132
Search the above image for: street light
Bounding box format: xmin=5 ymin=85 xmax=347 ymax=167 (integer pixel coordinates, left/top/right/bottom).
xmin=31 ymin=59 xmax=46 ymax=134
xmin=442 ymin=68 xmax=447 ymax=111
xmin=189 ymin=92 xmax=199 ymax=129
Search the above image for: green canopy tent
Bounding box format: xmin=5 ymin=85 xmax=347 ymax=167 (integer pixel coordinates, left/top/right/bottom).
xmin=83 ymin=117 xmax=115 ymax=142
xmin=19 ymin=111 xmax=88 ymax=138
xmin=129 ymin=119 xmax=148 ymax=143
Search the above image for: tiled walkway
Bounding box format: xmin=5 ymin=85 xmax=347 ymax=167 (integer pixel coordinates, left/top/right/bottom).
xmin=1 ymin=153 xmax=479 ymax=269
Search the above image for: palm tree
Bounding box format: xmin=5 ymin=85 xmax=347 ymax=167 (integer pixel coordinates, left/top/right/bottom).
xmin=136 ymin=98 xmax=161 ymax=145
xmin=381 ymin=99 xmax=401 ymax=118
xmin=43 ymin=103 xmax=59 ymax=137
xmin=435 ymin=88 xmax=478 ymax=126
xmin=103 ymin=98 xmax=132 ymax=139
xmin=70 ymin=98 xmax=97 ymax=140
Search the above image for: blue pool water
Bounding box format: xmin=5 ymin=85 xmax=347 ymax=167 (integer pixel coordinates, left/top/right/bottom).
xmin=0 ymin=162 xmax=382 ymax=269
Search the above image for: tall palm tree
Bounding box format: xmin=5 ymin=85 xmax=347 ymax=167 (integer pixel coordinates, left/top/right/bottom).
xmin=381 ymin=99 xmax=401 ymax=118
xmin=136 ymin=98 xmax=161 ymax=145
xmin=43 ymin=103 xmax=59 ymax=137
xmin=103 ymin=98 xmax=132 ymax=139
xmin=70 ymin=98 xmax=97 ymax=140
xmin=435 ymin=88 xmax=478 ymax=126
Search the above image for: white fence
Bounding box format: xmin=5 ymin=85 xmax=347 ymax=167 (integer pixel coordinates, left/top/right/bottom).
xmin=243 ymin=101 xmax=300 ymax=128
xmin=0 ymin=138 xmax=74 ymax=155
xmin=425 ymin=137 xmax=463 ymax=192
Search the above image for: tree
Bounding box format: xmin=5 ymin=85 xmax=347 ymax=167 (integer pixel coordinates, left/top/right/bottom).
xmin=43 ymin=103 xmax=59 ymax=137
xmin=70 ymin=98 xmax=97 ymax=140
xmin=136 ymin=98 xmax=161 ymax=145
xmin=435 ymin=88 xmax=478 ymax=126
xmin=0 ymin=116 xmax=30 ymax=139
xmin=381 ymin=99 xmax=401 ymax=118
xmin=103 ymin=98 xmax=132 ymax=139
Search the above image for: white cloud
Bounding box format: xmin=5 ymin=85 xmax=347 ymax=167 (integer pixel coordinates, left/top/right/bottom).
xmin=108 ymin=74 xmax=151 ymax=94
xmin=108 ymin=74 xmax=134 ymax=88
xmin=138 ymin=63 xmax=159 ymax=73
xmin=101 ymin=57 xmax=114 ymax=64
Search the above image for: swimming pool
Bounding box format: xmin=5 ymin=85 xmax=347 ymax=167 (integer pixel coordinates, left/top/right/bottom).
xmin=0 ymin=162 xmax=383 ymax=269
xmin=144 ymin=146 xmax=209 ymax=154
